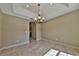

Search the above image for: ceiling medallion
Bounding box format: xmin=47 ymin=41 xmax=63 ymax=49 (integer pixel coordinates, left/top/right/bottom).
xmin=34 ymin=4 xmax=45 ymax=23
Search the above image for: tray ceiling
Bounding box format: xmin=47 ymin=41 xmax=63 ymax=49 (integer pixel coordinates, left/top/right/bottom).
xmin=0 ymin=3 xmax=79 ymax=21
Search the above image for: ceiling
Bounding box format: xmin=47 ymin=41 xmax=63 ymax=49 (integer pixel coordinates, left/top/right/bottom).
xmin=0 ymin=3 xmax=79 ymax=22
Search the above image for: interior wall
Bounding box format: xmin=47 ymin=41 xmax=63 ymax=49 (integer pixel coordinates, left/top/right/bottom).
xmin=42 ymin=10 xmax=79 ymax=46
xmin=36 ymin=23 xmax=42 ymax=41
xmin=0 ymin=10 xmax=2 ymax=48
xmin=2 ymin=14 xmax=29 ymax=48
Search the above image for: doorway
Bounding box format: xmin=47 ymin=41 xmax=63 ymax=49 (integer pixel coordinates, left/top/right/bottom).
xmin=29 ymin=22 xmax=36 ymax=42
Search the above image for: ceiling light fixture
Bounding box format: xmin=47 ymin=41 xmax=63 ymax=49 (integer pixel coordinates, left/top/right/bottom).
xmin=34 ymin=4 xmax=45 ymax=23
xmin=26 ymin=4 xmax=30 ymax=8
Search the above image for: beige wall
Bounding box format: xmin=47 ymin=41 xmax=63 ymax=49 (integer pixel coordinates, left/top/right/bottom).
xmin=36 ymin=23 xmax=42 ymax=40
xmin=2 ymin=14 xmax=29 ymax=47
xmin=0 ymin=10 xmax=2 ymax=48
xmin=42 ymin=10 xmax=79 ymax=46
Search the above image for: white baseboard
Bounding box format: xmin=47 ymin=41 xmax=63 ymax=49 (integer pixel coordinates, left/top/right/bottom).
xmin=43 ymin=37 xmax=79 ymax=50
xmin=0 ymin=41 xmax=29 ymax=51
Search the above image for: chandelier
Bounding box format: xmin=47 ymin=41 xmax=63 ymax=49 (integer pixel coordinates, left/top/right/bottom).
xmin=34 ymin=4 xmax=45 ymax=23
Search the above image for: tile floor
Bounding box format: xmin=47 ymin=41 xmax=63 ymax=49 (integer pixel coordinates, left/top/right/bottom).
xmin=0 ymin=39 xmax=79 ymax=56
